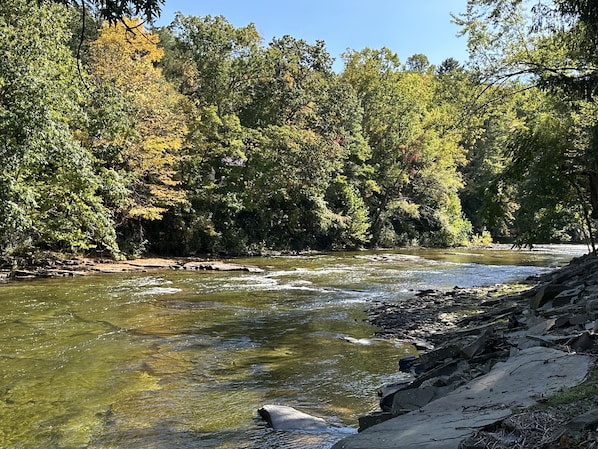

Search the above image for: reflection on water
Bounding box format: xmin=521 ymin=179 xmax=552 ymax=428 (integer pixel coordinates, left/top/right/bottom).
xmin=0 ymin=246 xmax=587 ymax=448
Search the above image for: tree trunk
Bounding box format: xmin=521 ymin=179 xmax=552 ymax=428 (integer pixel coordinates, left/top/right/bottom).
xmin=590 ymin=172 xmax=598 ymax=219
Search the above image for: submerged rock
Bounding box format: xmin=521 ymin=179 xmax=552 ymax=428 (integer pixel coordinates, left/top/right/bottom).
xmin=257 ymin=404 xmax=328 ymax=431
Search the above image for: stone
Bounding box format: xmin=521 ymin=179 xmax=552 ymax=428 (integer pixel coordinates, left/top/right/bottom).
xmin=446 ymin=360 xmax=471 ymax=385
xmin=461 ymin=330 xmax=491 ymax=359
xmin=351 ymin=255 xmax=598 ymax=449
xmin=398 ymin=355 xmax=424 ymax=374
xmin=548 ymin=407 xmax=598 ymax=445
xmin=257 ymin=404 xmax=328 ymax=431
xmin=358 ymin=411 xmax=393 ymax=432
xmin=585 ymin=320 xmax=598 ymax=332
xmin=531 ymin=284 xmax=569 ymax=309
xmin=332 ymin=347 xmax=593 ymax=449
xmin=557 ymin=407 xmax=598 ymax=437
xmin=379 ymin=379 xmax=413 ymax=412
xmin=527 ymin=317 xmax=556 ymax=335
xmin=569 ymin=313 xmax=590 ymax=326
xmin=418 ymin=344 xmax=461 ymax=368
xmin=567 ymin=331 xmax=595 ymax=352
xmin=554 ymin=285 xmax=585 ymax=300
xmin=585 ymin=299 xmax=598 ymax=313
xmin=391 ymin=386 xmax=437 ymax=415
xmin=411 ymin=339 xmax=435 ymax=351
xmin=555 ymin=315 xmax=571 ymax=327
xmin=183 ymin=261 xmax=263 ymax=272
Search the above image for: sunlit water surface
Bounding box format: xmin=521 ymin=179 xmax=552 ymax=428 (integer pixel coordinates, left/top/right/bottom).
xmin=0 ymin=245 xmax=588 ymax=448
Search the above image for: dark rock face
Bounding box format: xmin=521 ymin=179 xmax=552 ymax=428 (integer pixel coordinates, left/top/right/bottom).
xmin=357 ymin=253 xmax=598 ymax=435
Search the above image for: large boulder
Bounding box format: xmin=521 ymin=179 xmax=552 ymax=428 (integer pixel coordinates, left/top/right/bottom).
xmin=258 ymin=404 xmax=328 ymax=431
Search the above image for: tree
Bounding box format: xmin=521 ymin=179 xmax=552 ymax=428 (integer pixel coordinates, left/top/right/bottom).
xmin=167 ymin=19 xmax=370 ymax=253
xmin=342 ymin=48 xmax=471 ymax=246
xmin=456 ymin=0 xmax=598 ymax=249
xmin=236 ymin=36 xmax=370 ymax=250
xmin=405 ymin=53 xmax=431 ymax=73
xmin=0 ymin=0 xmax=119 ymax=257
xmin=436 ymin=57 xmax=461 ymax=77
xmin=46 ymin=0 xmax=163 ymax=24
xmin=87 ymin=18 xmax=187 ymax=253
xmin=505 ymin=102 xmax=593 ymax=246
xmin=165 ymin=14 xmax=262 ymax=114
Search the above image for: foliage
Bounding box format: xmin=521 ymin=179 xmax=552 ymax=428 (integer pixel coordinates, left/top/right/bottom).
xmin=166 ymin=16 xmax=372 ymax=254
xmin=87 ymin=18 xmax=187 ymax=253
xmin=45 ymin=0 xmax=164 ymax=24
xmin=504 ymin=98 xmax=594 ymax=245
xmin=342 ymin=48 xmax=471 ymax=247
xmin=164 ymin=14 xmax=262 ymax=114
xmin=0 ymin=0 xmax=118 ymax=257
xmin=1 ymin=2 xmax=594 ymax=258
xmin=456 ymin=0 xmax=598 ymax=249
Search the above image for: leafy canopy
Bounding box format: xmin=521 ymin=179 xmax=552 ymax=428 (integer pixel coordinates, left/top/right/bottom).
xmin=44 ymin=0 xmax=164 ymax=23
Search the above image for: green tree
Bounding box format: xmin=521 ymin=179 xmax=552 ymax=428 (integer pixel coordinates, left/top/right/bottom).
xmin=456 ymin=0 xmax=598 ymax=249
xmin=165 ymin=14 xmax=262 ymax=114
xmin=505 ymin=101 xmax=593 ymax=245
xmin=87 ymin=18 xmax=188 ymax=254
xmin=167 ymin=19 xmax=370 ymax=252
xmin=342 ymin=48 xmax=470 ymax=246
xmin=405 ymin=53 xmax=431 ymax=73
xmin=0 ymin=0 xmax=119 ymax=257
xmin=436 ymin=57 xmax=461 ymax=77
xmin=237 ymin=36 xmax=370 ymax=250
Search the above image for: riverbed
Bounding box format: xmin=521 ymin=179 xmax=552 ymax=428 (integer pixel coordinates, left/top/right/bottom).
xmin=0 ymin=245 xmax=588 ymax=448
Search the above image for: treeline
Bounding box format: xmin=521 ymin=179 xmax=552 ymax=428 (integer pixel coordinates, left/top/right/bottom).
xmin=0 ymin=0 xmax=596 ymax=259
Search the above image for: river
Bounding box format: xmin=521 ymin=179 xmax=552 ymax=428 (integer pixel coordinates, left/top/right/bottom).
xmin=0 ymin=245 xmax=588 ymax=448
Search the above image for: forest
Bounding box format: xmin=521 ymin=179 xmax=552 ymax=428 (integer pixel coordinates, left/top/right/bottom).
xmin=1 ymin=0 xmax=597 ymax=259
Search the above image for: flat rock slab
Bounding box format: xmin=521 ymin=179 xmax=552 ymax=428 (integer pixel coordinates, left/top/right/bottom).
xmin=88 ymin=258 xmax=263 ymax=273
xmin=332 ymin=347 xmax=592 ymax=449
xmin=182 ymin=261 xmax=264 ymax=272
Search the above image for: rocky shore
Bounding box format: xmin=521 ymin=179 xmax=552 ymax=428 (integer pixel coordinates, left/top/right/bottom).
xmin=0 ymin=256 xmax=263 ymax=282
xmin=334 ymin=253 xmax=598 ymax=449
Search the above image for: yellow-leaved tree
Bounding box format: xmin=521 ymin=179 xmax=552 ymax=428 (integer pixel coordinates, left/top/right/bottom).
xmin=87 ymin=18 xmax=188 ymax=252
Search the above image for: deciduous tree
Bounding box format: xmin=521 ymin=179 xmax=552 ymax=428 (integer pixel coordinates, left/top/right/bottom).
xmin=0 ymin=0 xmax=119 ymax=256
xmin=87 ymin=18 xmax=187 ymax=253
xmin=342 ymin=48 xmax=470 ymax=246
xmin=456 ymin=0 xmax=598 ymax=249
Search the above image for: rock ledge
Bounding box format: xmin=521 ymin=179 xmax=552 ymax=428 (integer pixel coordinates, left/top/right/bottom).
xmin=334 ymin=253 xmax=598 ymax=449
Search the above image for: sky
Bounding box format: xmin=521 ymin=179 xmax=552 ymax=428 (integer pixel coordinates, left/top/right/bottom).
xmin=155 ymin=1 xmax=470 ymax=72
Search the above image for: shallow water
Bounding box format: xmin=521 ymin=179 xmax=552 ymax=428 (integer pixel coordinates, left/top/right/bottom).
xmin=0 ymin=245 xmax=588 ymax=448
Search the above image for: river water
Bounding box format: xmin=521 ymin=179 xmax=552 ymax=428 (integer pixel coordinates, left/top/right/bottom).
xmin=0 ymin=245 xmax=588 ymax=448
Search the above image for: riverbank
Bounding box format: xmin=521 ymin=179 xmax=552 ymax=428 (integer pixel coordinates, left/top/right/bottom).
xmin=0 ymin=255 xmax=264 ymax=282
xmin=334 ymin=253 xmax=598 ymax=448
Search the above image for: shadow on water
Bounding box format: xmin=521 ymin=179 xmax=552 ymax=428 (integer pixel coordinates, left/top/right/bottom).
xmin=0 ymin=246 xmax=588 ymax=448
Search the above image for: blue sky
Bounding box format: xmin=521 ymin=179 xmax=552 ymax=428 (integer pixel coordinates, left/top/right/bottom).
xmin=155 ymin=1 xmax=470 ymax=71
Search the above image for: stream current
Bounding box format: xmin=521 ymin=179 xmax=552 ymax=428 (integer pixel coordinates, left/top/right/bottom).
xmin=0 ymin=245 xmax=588 ymax=448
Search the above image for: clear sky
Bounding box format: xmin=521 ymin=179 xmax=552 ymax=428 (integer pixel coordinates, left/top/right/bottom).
xmin=155 ymin=1 xmax=470 ymax=72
